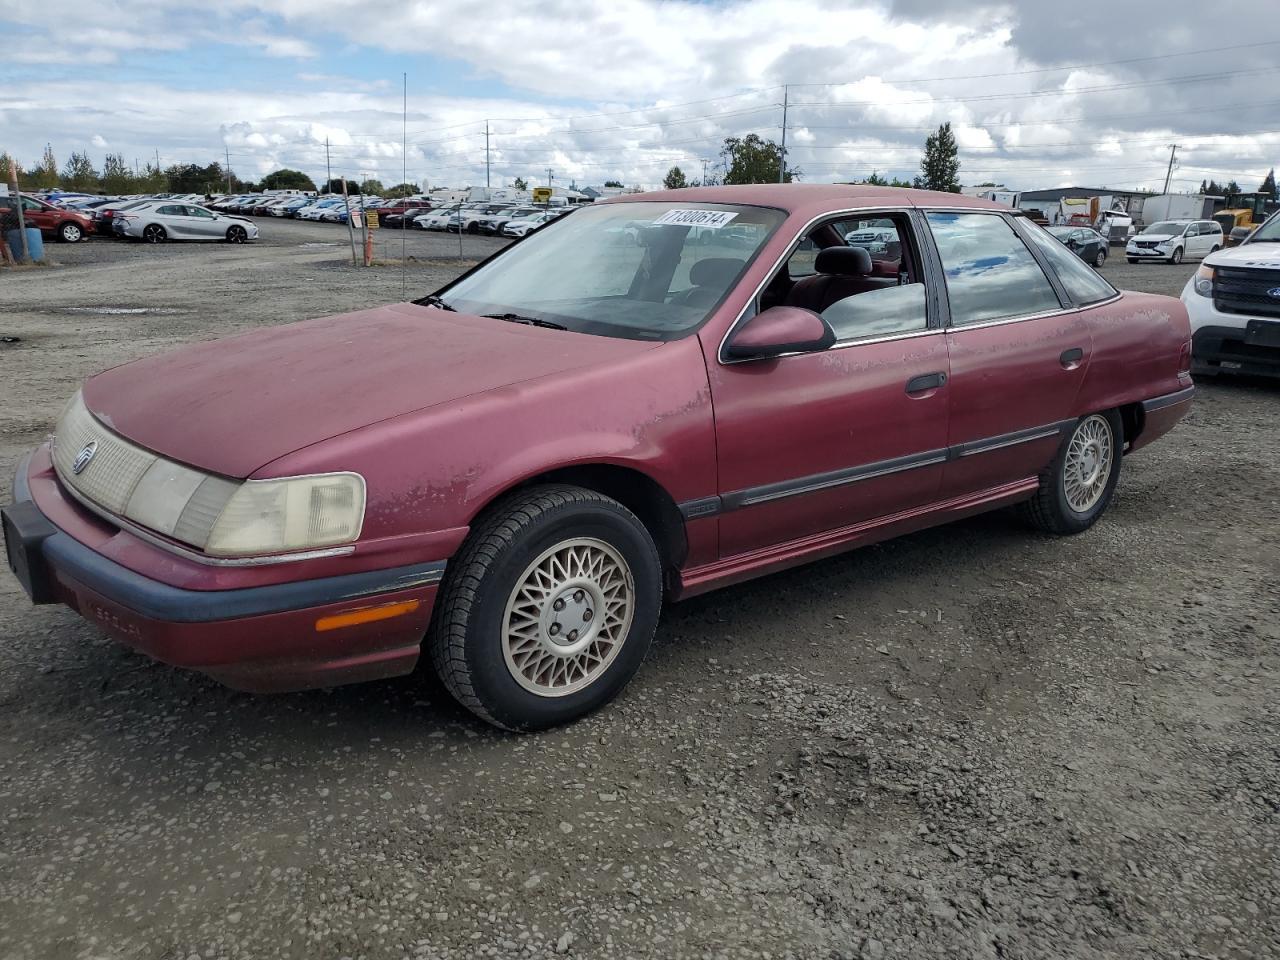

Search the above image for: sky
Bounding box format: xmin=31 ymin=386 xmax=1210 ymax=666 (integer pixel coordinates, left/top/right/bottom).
xmin=1 ymin=0 xmax=1279 ymax=193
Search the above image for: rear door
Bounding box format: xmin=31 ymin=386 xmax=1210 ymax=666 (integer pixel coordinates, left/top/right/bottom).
xmin=923 ymin=210 xmax=1093 ymax=499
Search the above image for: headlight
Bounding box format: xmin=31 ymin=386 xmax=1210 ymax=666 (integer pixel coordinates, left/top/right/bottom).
xmin=205 ymin=473 xmax=366 ymax=557
xmin=1192 ymin=263 xmax=1214 ymax=297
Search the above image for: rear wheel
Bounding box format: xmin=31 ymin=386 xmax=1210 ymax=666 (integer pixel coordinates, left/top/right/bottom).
xmin=1018 ymin=411 xmax=1123 ymax=535
xmin=428 ymin=485 xmax=662 ymax=731
xmin=142 ymin=224 xmax=166 ymax=244
xmin=225 ymin=225 xmax=248 ymax=243
xmin=58 ymin=222 xmax=83 ymax=243
xmin=1093 ymin=247 xmax=1107 ymax=268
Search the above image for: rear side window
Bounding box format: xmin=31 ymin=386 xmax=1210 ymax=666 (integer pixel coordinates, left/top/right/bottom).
xmin=926 ymin=212 xmax=1061 ymax=326
xmin=1018 ymin=220 xmax=1117 ymax=306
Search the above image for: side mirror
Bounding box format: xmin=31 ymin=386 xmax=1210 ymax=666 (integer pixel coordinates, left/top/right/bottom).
xmin=725 ymin=306 xmax=836 ymax=361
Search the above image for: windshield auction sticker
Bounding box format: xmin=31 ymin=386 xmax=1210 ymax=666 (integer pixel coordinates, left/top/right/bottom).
xmin=652 ymin=209 xmax=739 ymax=228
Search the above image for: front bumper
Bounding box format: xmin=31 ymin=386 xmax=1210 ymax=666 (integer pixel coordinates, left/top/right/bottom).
xmin=1126 ymin=245 xmax=1171 ymax=259
xmin=3 ymin=451 xmax=445 ymax=692
xmin=1183 ymin=289 xmax=1280 ymax=378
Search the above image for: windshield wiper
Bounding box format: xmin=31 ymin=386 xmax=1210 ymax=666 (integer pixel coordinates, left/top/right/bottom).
xmin=416 ymin=294 xmax=456 ymax=311
xmin=484 ymin=312 xmax=568 ymax=330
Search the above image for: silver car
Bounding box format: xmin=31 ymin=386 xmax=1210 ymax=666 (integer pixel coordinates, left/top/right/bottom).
xmin=117 ymin=201 xmax=259 ymax=244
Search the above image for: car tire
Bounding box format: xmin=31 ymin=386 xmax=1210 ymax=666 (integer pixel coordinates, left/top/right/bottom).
xmin=428 ymin=484 xmax=662 ymax=731
xmin=1170 ymin=246 xmax=1183 ymax=265
xmin=1209 ymin=244 xmax=1220 ymax=255
xmin=1093 ymin=248 xmax=1106 ymax=268
xmin=1018 ymin=410 xmax=1123 ymax=536
xmin=58 ymin=222 xmax=83 ymax=243
xmin=1127 ymin=257 xmax=1138 ymax=264
xmin=143 ymin=224 xmax=166 ymax=244
xmin=225 ymin=225 xmax=248 ymax=243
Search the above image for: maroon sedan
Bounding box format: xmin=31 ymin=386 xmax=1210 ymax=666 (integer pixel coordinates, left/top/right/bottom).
xmin=3 ymin=185 xmax=1193 ymax=730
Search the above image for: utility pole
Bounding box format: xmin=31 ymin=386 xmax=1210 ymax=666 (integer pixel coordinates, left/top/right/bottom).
xmin=8 ymin=155 xmax=29 ymax=262
xmin=700 ymin=158 xmax=710 ymax=185
xmin=325 ymin=137 xmax=332 ymax=194
xmin=546 ymin=168 xmax=554 ymax=187
xmin=224 ymin=144 xmax=232 ymax=195
xmin=485 ymin=121 xmax=491 ymax=189
xmin=1162 ymin=144 xmax=1179 ymax=195
xmin=778 ymin=84 xmax=789 ymax=184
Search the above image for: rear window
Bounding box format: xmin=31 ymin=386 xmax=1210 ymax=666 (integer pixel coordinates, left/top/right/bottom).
xmin=1018 ymin=220 xmax=1118 ymax=306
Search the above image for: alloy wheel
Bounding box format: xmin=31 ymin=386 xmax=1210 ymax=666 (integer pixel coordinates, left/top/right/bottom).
xmin=143 ymin=225 xmax=165 ymax=243
xmin=1063 ymin=415 xmax=1114 ymax=513
xmin=501 ymin=537 xmax=635 ymax=698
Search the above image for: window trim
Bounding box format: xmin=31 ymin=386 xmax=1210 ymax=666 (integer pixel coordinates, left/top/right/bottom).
xmin=717 ymin=205 xmax=937 ymax=365
xmin=1010 ymin=213 xmax=1120 ymax=310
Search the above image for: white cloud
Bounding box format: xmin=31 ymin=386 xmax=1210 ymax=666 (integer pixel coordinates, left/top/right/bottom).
xmin=1 ymin=0 xmax=1277 ymax=192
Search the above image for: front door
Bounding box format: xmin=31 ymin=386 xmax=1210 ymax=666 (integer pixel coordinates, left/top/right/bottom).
xmin=705 ymin=210 xmax=950 ymax=558
xmin=922 ymin=210 xmax=1093 ymax=498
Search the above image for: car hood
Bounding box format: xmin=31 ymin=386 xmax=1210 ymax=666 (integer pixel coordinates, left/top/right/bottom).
xmin=82 ymin=303 xmax=660 ymax=478
xmin=1205 ymin=242 xmax=1280 ymax=268
xmin=1133 ymin=234 xmax=1178 ymax=242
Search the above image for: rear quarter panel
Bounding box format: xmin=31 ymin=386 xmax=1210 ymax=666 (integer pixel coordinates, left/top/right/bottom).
xmin=1076 ymin=291 xmax=1191 ymax=416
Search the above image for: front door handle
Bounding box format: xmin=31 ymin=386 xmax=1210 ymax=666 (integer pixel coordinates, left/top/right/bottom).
xmin=1060 ymin=347 xmax=1084 ymax=367
xmin=905 ymin=372 xmax=947 ymax=394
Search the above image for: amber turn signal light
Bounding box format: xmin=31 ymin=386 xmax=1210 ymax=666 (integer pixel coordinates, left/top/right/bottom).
xmin=315 ymin=599 xmax=421 ymax=632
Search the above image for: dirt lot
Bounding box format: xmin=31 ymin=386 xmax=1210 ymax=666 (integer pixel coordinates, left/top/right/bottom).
xmin=1 ymin=219 xmax=1277 ymax=960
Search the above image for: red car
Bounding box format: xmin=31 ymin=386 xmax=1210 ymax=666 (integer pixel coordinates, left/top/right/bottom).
xmin=3 ymin=186 xmax=1193 ymax=730
xmin=0 ymin=194 xmax=94 ymax=242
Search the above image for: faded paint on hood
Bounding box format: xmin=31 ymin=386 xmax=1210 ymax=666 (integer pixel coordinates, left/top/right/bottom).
xmin=82 ymin=302 xmax=659 ymax=478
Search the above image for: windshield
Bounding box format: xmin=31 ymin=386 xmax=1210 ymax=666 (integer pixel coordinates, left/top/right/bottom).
xmin=1247 ymin=213 xmax=1280 ymax=242
xmin=1144 ymin=221 xmax=1187 ymax=235
xmin=438 ymin=201 xmax=787 ymax=341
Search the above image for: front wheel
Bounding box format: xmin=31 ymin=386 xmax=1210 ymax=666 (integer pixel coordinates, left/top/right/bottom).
xmin=1018 ymin=411 xmax=1123 ymax=535
xmin=142 ymin=224 xmax=166 ymax=244
xmin=1093 ymin=248 xmax=1107 ymax=268
xmin=59 ymin=222 xmax=83 ymax=243
xmin=1127 ymin=257 xmax=1138 ymax=264
xmin=225 ymin=225 xmax=248 ymax=243
xmin=428 ymin=485 xmax=662 ymax=731
xmin=1169 ymin=246 xmax=1183 ymax=265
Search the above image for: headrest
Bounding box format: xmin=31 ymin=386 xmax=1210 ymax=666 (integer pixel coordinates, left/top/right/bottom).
xmin=815 ymin=246 xmax=873 ymax=276
xmin=689 ymin=257 xmax=746 ymax=287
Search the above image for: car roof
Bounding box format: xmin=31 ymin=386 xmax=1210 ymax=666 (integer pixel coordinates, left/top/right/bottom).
xmin=599 ymin=183 xmax=1007 ymax=218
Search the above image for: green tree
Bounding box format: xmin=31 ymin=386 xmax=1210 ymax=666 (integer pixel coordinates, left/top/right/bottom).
xmin=720 ymin=134 xmax=794 ymax=184
xmin=1260 ymin=168 xmax=1277 ymax=201
xmin=512 ymin=176 xmax=528 ymax=191
xmin=28 ymin=143 xmax=58 ymax=189
xmin=1225 ymin=179 xmax=1241 ymax=195
xmin=61 ymin=150 xmax=99 ymax=192
xmin=0 ymin=151 xmax=21 ymax=185
xmin=604 ymin=179 xmax=624 ymax=188
xmin=662 ymin=165 xmax=688 ymax=190
xmin=101 ymin=153 xmax=134 ymax=194
xmin=322 ymin=178 xmax=359 ymax=195
xmin=916 ymin=122 xmax=961 ymax=193
xmin=361 ymin=178 xmax=385 ymax=195
xmin=383 ymin=182 xmax=420 ymax=198
xmin=261 ymin=168 xmax=317 ymax=192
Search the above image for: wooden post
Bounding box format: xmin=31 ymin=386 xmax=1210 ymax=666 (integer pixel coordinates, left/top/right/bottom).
xmin=341 ymin=178 xmax=358 ymax=266
xmin=8 ymin=156 xmax=30 ymax=262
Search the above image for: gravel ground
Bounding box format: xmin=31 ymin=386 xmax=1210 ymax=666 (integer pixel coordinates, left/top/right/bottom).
xmin=0 ymin=219 xmax=1277 ymax=960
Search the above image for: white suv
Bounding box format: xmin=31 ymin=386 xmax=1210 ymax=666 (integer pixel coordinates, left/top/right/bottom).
xmin=1180 ymin=210 xmax=1280 ymax=378
xmin=1127 ymin=219 xmax=1222 ymax=265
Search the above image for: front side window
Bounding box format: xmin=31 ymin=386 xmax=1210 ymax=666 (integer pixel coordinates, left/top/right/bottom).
xmin=440 ymin=201 xmax=787 ymax=341
xmin=1018 ymin=219 xmax=1117 ymax=306
xmin=926 ymin=212 xmax=1061 ymax=326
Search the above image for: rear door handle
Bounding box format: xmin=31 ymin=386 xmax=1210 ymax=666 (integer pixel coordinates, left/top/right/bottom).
xmin=1060 ymin=347 xmax=1084 ymax=366
xmin=905 ymin=372 xmax=947 ymax=394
